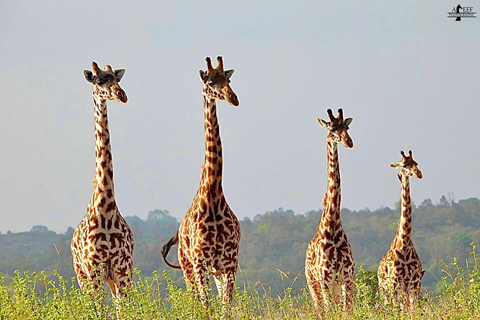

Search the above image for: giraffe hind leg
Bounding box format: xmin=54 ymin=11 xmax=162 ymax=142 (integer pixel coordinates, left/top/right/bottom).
xmin=193 ymin=263 xmax=211 ymax=311
xmin=179 ymin=247 xmax=195 ymax=288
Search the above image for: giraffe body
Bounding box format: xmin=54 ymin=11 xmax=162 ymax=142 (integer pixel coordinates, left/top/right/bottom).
xmin=305 ymin=109 xmax=355 ymax=311
xmin=378 ymin=150 xmax=424 ymax=310
xmin=162 ymin=57 xmax=240 ymax=315
xmin=71 ymin=62 xmax=134 ymax=297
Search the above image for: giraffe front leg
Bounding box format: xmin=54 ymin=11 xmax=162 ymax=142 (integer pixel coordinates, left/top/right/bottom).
xmin=341 ymin=266 xmax=355 ymax=311
xmin=73 ymin=263 xmax=89 ymax=291
xmin=110 ymin=277 xmax=133 ymax=318
xmin=112 ymin=276 xmax=132 ymax=298
xmin=214 ymin=269 xmax=236 ymax=319
xmin=342 ymin=278 xmax=354 ymax=312
xmin=305 ymin=269 xmax=325 ymax=313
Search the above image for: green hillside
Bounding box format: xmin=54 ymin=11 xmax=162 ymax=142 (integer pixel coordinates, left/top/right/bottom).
xmin=0 ymin=196 xmax=479 ymax=295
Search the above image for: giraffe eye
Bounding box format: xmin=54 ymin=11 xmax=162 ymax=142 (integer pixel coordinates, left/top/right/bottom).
xmin=96 ymin=79 xmax=106 ymax=86
xmin=207 ymin=80 xmax=214 ymax=86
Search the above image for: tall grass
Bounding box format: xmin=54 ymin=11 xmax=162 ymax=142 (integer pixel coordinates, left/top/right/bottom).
xmin=0 ymin=244 xmax=479 ymax=319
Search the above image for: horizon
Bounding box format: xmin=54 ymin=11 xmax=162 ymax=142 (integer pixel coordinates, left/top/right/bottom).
xmin=3 ymin=194 xmax=475 ymax=234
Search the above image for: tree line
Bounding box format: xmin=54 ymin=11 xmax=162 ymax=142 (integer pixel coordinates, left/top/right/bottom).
xmin=0 ymin=196 xmax=479 ymax=295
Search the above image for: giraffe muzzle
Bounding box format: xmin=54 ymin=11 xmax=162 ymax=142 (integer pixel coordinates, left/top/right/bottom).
xmin=116 ymin=89 xmax=128 ymax=103
xmin=415 ymin=170 xmax=423 ymax=179
xmin=226 ymin=91 xmax=239 ymax=107
xmin=344 ymin=137 xmax=354 ymax=148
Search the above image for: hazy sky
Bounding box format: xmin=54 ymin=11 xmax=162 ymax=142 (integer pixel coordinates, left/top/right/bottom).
xmin=1 ymin=1 xmax=479 ymax=233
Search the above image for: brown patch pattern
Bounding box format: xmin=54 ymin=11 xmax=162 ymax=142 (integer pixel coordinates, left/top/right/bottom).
xmin=377 ymin=151 xmax=424 ymax=310
xmin=71 ymin=62 xmax=134 ymax=298
xmin=164 ymin=57 xmax=240 ymax=317
xmin=305 ymin=109 xmax=355 ymax=312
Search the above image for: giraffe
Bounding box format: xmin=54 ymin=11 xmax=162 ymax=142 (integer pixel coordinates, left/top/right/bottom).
xmin=162 ymin=56 xmax=241 ymax=316
xmin=378 ymin=150 xmax=424 ymax=310
xmin=305 ymin=108 xmax=356 ymax=312
xmin=71 ymin=61 xmax=134 ymax=298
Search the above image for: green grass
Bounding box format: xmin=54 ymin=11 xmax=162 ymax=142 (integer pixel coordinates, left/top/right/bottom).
xmin=1 ymin=244 xmax=479 ymax=319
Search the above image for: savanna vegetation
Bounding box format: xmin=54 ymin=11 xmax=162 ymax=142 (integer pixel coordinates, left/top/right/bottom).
xmin=0 ymin=196 xmax=479 ymax=318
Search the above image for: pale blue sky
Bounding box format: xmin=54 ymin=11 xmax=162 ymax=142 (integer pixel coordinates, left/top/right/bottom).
xmin=0 ymin=1 xmax=479 ymax=232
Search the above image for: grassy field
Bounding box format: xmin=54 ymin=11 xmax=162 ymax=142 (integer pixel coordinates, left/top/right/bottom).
xmin=0 ymin=246 xmax=479 ymax=320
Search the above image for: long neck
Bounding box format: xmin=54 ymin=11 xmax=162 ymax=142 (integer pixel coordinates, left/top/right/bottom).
xmin=200 ymin=95 xmax=223 ymax=194
xmin=321 ymin=140 xmax=341 ymax=226
xmin=92 ymin=97 xmax=116 ymax=214
xmin=395 ymin=174 xmax=412 ymax=245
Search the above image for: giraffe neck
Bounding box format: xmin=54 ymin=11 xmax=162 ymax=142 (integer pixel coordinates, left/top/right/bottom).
xmin=92 ymin=96 xmax=117 ymax=216
xmin=200 ymin=95 xmax=223 ymax=194
xmin=395 ymin=174 xmax=412 ymax=246
xmin=321 ymin=140 xmax=342 ymax=227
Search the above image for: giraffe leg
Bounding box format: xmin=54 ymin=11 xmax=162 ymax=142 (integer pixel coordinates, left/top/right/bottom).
xmin=112 ymin=259 xmax=133 ymax=298
xmin=106 ymin=280 xmax=117 ymax=297
xmin=213 ymin=272 xmax=224 ymax=299
xmin=393 ymin=278 xmax=407 ymax=310
xmin=341 ymin=265 xmax=355 ymax=310
xmin=342 ymin=278 xmax=354 ymax=311
xmin=214 ymin=269 xmax=236 ymax=319
xmin=178 ymin=247 xmax=195 ymax=288
xmin=193 ymin=263 xmax=211 ymax=311
xmin=405 ymin=278 xmax=420 ymax=311
xmin=319 ymin=280 xmax=336 ymax=310
xmin=109 ymin=278 xmax=132 ymax=318
xmin=112 ymin=277 xmax=132 ymax=298
xmin=74 ymin=266 xmax=88 ymax=290
xmin=306 ymin=270 xmax=324 ymax=312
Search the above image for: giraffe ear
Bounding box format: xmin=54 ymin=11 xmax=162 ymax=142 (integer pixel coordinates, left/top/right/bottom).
xmin=390 ymin=162 xmax=402 ymax=168
xmin=199 ymin=70 xmax=208 ymax=83
xmin=224 ymin=69 xmax=234 ymax=80
xmin=344 ymin=118 xmax=353 ymax=127
xmin=114 ymin=69 xmax=125 ymax=82
xmin=84 ymin=70 xmax=95 ymax=83
xmin=317 ymin=118 xmax=329 ymax=129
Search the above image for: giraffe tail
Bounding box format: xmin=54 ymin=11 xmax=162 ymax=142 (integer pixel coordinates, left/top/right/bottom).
xmin=161 ymin=231 xmax=181 ymax=269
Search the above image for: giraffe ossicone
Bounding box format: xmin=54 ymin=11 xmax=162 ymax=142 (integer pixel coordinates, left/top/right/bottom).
xmin=378 ymin=150 xmax=424 ymax=311
xmin=71 ymin=61 xmax=134 ymax=298
xmin=162 ymin=56 xmax=241 ymax=317
xmin=305 ymin=108 xmax=356 ymax=312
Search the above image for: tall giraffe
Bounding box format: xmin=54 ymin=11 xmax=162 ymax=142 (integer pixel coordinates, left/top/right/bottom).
xmin=305 ymin=108 xmax=356 ymax=311
xmin=71 ymin=61 xmax=134 ymax=297
xmin=378 ymin=150 xmax=424 ymax=310
xmin=162 ymin=56 xmax=241 ymax=315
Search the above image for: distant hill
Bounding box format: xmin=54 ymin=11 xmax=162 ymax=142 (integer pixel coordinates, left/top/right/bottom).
xmin=0 ymin=197 xmax=479 ymax=294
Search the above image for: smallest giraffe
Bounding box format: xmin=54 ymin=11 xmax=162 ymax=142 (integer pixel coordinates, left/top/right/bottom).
xmin=378 ymin=150 xmax=424 ymax=310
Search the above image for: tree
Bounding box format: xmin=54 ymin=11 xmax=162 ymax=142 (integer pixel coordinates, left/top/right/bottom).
xmin=30 ymin=225 xmax=49 ymax=234
xmin=439 ymin=195 xmax=449 ymax=207
xmin=147 ymin=209 xmax=173 ymax=221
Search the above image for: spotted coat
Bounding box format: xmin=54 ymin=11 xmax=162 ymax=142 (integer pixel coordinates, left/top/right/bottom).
xmin=305 ymin=109 xmax=355 ymax=312
xmin=162 ymin=57 xmax=240 ymax=317
xmin=71 ymin=62 xmax=134 ymax=297
xmin=378 ymin=151 xmax=424 ymax=310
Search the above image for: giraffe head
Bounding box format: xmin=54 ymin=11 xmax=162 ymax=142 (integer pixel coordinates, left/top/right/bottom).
xmin=317 ymin=108 xmax=354 ymax=148
xmin=199 ymin=56 xmax=239 ymax=106
xmin=390 ymin=150 xmax=423 ymax=179
xmin=84 ymin=61 xmax=127 ymax=103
